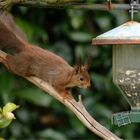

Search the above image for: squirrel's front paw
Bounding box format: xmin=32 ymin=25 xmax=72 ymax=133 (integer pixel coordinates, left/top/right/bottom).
xmin=59 ymin=91 xmax=72 ymax=101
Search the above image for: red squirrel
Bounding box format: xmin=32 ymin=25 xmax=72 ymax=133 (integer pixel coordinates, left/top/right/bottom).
xmin=0 ymin=10 xmax=90 ymax=99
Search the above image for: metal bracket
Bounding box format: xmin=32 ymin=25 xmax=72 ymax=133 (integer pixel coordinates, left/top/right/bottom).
xmin=107 ymin=0 xmax=112 ymax=10
xmin=112 ymin=111 xmax=131 ymax=127
xmin=129 ymin=0 xmax=140 ymax=20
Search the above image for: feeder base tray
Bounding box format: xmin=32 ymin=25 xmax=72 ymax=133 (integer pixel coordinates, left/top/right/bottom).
xmin=112 ymin=109 xmax=140 ymax=126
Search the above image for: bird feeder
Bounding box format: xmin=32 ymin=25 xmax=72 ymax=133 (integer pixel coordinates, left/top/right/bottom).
xmin=92 ymin=21 xmax=140 ymax=126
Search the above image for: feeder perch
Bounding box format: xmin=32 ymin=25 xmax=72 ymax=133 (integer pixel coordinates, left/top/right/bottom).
xmin=92 ymin=21 xmax=140 ymax=126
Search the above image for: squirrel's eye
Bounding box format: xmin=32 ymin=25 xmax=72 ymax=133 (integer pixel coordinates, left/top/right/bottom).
xmin=80 ymin=76 xmax=84 ymax=81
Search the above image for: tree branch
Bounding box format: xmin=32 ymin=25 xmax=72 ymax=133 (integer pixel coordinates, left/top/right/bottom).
xmin=0 ymin=0 xmax=132 ymax=11
xmin=0 ymin=0 xmax=82 ymax=8
xmin=0 ymin=50 xmax=122 ymax=140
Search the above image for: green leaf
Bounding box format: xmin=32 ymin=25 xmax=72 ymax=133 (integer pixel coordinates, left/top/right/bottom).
xmin=15 ymin=18 xmax=48 ymax=42
xmin=68 ymin=9 xmax=84 ymax=29
xmin=0 ymin=71 xmax=13 ymax=93
xmin=37 ymin=129 xmax=68 ymax=140
xmin=3 ymin=103 xmax=19 ymax=116
xmin=0 ymin=118 xmax=12 ymax=128
xmin=68 ymin=31 xmax=93 ymax=42
xmin=15 ymin=88 xmax=52 ymax=107
xmin=15 ymin=18 xmax=34 ymax=41
xmin=0 ymin=137 xmax=4 ymax=140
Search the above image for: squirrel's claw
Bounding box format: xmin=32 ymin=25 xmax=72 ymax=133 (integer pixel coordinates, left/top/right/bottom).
xmin=60 ymin=91 xmax=72 ymax=101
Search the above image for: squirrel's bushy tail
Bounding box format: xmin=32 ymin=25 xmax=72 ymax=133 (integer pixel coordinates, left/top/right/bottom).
xmin=0 ymin=10 xmax=28 ymax=53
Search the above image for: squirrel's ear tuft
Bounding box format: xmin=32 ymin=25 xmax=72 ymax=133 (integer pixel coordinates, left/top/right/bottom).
xmin=74 ymin=62 xmax=82 ymax=74
xmin=83 ymin=63 xmax=90 ymax=71
xmin=83 ymin=55 xmax=92 ymax=71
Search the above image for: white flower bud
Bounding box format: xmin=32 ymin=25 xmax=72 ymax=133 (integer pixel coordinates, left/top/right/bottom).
xmin=6 ymin=112 xmax=15 ymax=120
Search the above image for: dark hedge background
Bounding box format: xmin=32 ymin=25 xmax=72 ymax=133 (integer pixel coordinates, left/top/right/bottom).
xmin=1 ymin=0 xmax=140 ymax=139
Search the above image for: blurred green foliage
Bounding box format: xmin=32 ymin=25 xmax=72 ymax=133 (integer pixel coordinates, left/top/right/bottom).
xmin=1 ymin=0 xmax=140 ymax=139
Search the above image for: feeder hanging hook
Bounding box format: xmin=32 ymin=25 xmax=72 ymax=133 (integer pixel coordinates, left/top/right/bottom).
xmin=130 ymin=0 xmax=140 ymax=20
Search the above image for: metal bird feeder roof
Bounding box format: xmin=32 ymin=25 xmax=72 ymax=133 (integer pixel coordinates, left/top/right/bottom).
xmin=92 ymin=21 xmax=140 ymax=126
xmin=92 ymin=21 xmax=140 ymax=45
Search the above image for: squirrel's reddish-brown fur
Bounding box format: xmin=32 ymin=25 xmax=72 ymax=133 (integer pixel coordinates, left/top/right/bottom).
xmin=0 ymin=10 xmax=90 ymax=99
